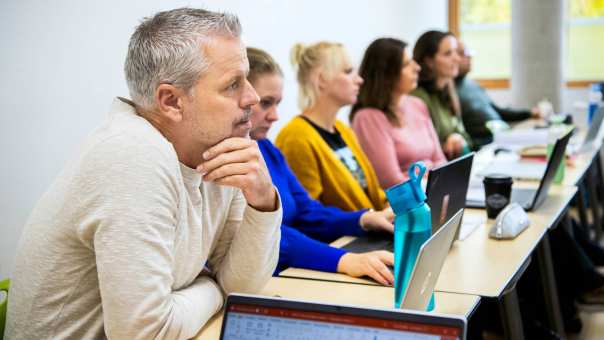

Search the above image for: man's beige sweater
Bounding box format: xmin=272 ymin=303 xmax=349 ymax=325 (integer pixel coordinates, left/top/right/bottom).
xmin=6 ymin=98 xmax=281 ymax=339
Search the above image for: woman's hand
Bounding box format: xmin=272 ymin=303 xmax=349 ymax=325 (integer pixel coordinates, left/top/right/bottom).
xmin=443 ymin=133 xmax=467 ymax=159
xmin=337 ymin=251 xmax=394 ymax=286
xmin=360 ymin=207 xmax=394 ymax=233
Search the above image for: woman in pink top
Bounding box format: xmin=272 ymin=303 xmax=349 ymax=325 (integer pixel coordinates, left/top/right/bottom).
xmin=351 ymin=38 xmax=446 ymax=189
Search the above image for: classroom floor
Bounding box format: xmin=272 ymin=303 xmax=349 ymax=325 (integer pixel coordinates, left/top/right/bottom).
xmin=569 ymin=223 xmax=604 ymax=339
xmin=570 ymin=310 xmax=604 ymax=339
xmin=484 ymin=310 xmax=604 ymax=339
xmin=484 ymin=219 xmax=604 ymax=339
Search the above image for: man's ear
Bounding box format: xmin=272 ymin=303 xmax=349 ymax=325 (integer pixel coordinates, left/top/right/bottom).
xmin=155 ymin=84 xmax=185 ymax=123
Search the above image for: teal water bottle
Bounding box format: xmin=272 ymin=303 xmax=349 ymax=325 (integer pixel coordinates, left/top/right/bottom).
xmin=386 ymin=162 xmax=434 ymax=311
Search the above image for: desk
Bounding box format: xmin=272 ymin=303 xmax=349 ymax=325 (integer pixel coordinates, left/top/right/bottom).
xmin=512 ymin=120 xmax=604 ymax=238
xmin=194 ymin=277 xmax=481 ymax=340
xmin=280 ymin=186 xmax=576 ymax=293
xmin=436 ymin=185 xmax=575 ymax=297
xmin=279 ymin=185 xmax=576 ymax=339
xmin=565 ymin=140 xmax=604 ymax=239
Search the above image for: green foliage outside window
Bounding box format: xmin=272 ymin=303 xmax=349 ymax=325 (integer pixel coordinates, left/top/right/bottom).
xmin=459 ymin=0 xmax=604 ymax=81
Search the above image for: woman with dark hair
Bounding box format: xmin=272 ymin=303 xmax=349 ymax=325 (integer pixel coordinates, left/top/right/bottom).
xmin=411 ymin=30 xmax=472 ymax=159
xmin=351 ymin=38 xmax=446 ymax=189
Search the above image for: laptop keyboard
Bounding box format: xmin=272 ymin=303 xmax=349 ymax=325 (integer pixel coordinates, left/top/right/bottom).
xmin=342 ymin=232 xmax=394 ymax=253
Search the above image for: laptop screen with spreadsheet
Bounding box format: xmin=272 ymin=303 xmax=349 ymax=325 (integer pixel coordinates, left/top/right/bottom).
xmin=220 ymin=294 xmax=466 ymax=340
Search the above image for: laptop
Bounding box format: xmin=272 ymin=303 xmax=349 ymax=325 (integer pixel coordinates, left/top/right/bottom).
xmin=342 ymin=154 xmax=473 ymax=253
xmin=425 ymin=153 xmax=474 ymax=235
xmin=220 ymin=293 xmax=466 ymax=339
xmin=340 ymin=210 xmax=462 ymax=305
xmin=399 ymin=209 xmax=463 ymax=310
xmin=466 ymin=128 xmax=573 ymax=211
xmin=576 ymin=106 xmax=604 ymax=153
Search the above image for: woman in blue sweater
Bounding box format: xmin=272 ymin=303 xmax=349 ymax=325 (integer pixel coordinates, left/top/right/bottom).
xmin=247 ymin=47 xmax=395 ymax=285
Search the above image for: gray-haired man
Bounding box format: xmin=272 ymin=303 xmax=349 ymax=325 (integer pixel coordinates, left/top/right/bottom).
xmin=6 ymin=8 xmax=281 ymax=339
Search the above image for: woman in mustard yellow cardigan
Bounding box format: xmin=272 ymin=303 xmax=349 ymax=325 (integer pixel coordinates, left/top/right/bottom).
xmin=276 ymin=41 xmax=389 ymax=212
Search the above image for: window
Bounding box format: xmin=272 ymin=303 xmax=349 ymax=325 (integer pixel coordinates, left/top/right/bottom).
xmin=568 ymin=0 xmax=604 ymax=80
xmin=449 ymin=0 xmax=604 ymax=87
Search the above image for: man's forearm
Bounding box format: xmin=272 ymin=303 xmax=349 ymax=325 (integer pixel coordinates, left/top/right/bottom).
xmin=216 ymin=204 xmax=282 ymax=294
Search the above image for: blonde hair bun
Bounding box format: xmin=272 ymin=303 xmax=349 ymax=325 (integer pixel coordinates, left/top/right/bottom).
xmin=290 ymin=43 xmax=306 ymax=69
xmin=291 ymin=41 xmax=348 ymax=110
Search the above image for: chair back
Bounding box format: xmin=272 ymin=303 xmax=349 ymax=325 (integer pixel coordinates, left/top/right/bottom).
xmin=0 ymin=278 xmax=9 ymax=340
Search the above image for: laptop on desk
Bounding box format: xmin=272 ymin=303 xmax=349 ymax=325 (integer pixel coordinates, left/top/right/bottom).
xmin=339 ymin=210 xmax=462 ymax=311
xmin=400 ymin=209 xmax=463 ymax=310
xmin=220 ymin=293 xmax=467 ymax=339
xmin=466 ymin=128 xmax=573 ymax=211
xmin=576 ymin=106 xmax=604 ymax=153
xmin=342 ymin=153 xmax=474 ymax=254
xmin=425 ymin=153 xmax=474 ymax=235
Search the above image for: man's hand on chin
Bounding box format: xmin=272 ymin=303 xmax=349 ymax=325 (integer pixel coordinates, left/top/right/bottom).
xmin=197 ymin=137 xmax=278 ymax=212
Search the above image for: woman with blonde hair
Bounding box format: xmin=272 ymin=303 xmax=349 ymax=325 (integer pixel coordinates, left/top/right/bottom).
xmin=276 ymin=42 xmax=389 ymax=212
xmin=247 ymin=47 xmax=395 ymax=285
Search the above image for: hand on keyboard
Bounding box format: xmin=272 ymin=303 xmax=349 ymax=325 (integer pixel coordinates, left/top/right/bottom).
xmin=337 ymin=250 xmax=394 ymax=286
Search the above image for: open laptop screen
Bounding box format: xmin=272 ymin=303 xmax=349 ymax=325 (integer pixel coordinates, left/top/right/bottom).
xmin=426 ymin=153 xmax=474 ymax=233
xmin=221 ymin=295 xmax=465 ymax=340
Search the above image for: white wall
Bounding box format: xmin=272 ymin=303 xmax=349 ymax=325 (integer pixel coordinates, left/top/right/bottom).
xmin=0 ymin=0 xmax=447 ymax=279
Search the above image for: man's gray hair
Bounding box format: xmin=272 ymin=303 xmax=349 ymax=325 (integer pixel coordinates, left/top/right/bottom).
xmin=125 ymin=8 xmax=241 ymax=109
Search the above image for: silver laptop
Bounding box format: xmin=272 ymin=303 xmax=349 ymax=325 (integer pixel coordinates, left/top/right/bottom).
xmin=576 ymin=106 xmax=604 ymax=153
xmin=220 ymin=293 xmax=467 ymax=339
xmin=466 ymin=128 xmax=573 ymax=211
xmin=341 ymin=155 xmax=472 ymax=254
xmin=400 ymin=209 xmax=463 ymax=310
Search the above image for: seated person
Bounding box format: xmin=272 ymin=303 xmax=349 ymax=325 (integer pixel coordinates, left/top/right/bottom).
xmin=247 ymin=47 xmax=395 ymax=286
xmin=276 ymin=41 xmax=388 ymax=212
xmin=6 ymin=8 xmax=281 ymax=339
xmin=411 ymin=31 xmax=473 ymax=159
xmin=351 ymin=38 xmax=447 ymax=189
xmin=455 ymin=40 xmax=542 ymax=147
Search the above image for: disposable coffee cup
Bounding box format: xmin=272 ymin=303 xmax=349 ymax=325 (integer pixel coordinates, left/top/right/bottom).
xmin=483 ymin=174 xmax=513 ymax=219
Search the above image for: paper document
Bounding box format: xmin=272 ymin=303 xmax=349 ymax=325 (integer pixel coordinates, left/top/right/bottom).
xmin=494 ymin=129 xmax=548 ymax=148
xmin=477 ymin=159 xmax=546 ymax=181
xmin=459 ymin=214 xmax=484 ymax=240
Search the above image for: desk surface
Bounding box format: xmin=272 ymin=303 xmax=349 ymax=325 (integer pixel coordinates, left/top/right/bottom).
xmin=280 ymin=185 xmax=577 ymax=298
xmin=510 ymin=119 xmax=603 ymax=186
xmin=194 ymin=277 xmax=481 ymax=340
xmin=435 ymin=185 xmax=575 ymax=297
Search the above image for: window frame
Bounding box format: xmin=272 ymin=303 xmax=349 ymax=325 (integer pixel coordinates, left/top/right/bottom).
xmin=448 ymin=0 xmax=600 ymax=89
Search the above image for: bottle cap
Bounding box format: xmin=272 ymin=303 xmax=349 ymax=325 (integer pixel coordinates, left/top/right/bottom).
xmin=385 ymin=162 xmax=427 ymax=214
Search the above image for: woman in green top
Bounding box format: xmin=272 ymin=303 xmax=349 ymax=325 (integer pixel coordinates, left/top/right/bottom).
xmin=411 ymin=30 xmax=472 ymax=159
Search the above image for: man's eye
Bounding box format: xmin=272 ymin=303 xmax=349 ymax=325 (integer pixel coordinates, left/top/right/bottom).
xmin=260 ymin=99 xmax=273 ymax=109
xmin=228 ymin=81 xmax=240 ymax=91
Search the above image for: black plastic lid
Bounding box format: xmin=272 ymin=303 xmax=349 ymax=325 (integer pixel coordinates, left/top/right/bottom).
xmin=483 ymin=173 xmax=513 ymax=184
